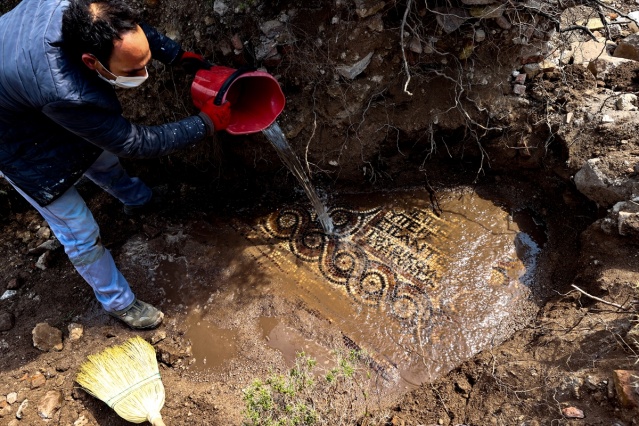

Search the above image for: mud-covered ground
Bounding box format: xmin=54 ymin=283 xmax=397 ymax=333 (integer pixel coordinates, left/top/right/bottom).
xmin=2 ymin=0 xmax=639 ymax=425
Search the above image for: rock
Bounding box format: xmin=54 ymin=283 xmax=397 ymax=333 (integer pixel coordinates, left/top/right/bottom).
xmin=213 ymin=0 xmax=228 ymax=16
xmin=35 ymin=251 xmax=51 ymax=270
xmin=570 ymin=39 xmax=608 ymax=64
xmin=8 ymin=420 xmax=19 ymax=426
xmin=615 ymin=93 xmax=638 ymax=111
xmin=30 ymin=372 xmax=46 ymax=389
xmin=0 ymin=290 xmax=17 ymax=301
xmin=151 ymin=330 xmax=167 ymax=344
xmin=0 ymin=403 xmax=12 ymax=417
xmin=260 ymin=20 xmax=285 ymax=38
xmin=390 ymin=415 xmax=406 ymax=426
xmin=336 ymin=52 xmax=374 ymax=80
xmin=6 ymin=277 xmax=21 ymax=290
xmin=354 ymin=0 xmax=385 ymax=18
xmin=408 ymin=36 xmax=422 ymax=54
xmin=366 ymin=14 xmax=384 ymax=32
xmin=579 ymin=17 xmax=606 ymax=30
xmin=0 ymin=312 xmax=15 ymax=332
xmin=562 ymin=406 xmax=584 ymax=418
xmin=436 ymin=8 xmax=468 ymax=33
xmin=6 ymin=392 xmax=17 ymax=405
xmin=28 ymin=239 xmax=61 ymax=255
xmin=617 ymin=208 xmax=639 ymax=237
xmin=514 ymin=73 xmax=526 ymax=84
xmin=614 ymin=34 xmax=639 ymax=60
xmin=587 ymin=56 xmax=633 ymax=79
xmin=230 ymin=34 xmax=243 ymax=51
xmin=495 ymin=15 xmax=512 ymax=30
xmin=513 ymin=84 xmax=526 ymax=95
xmin=35 ymin=226 xmax=50 ymax=240
xmin=15 ymin=399 xmax=27 ymax=419
xmin=612 ymin=370 xmax=639 ymax=408
xmin=68 ymin=323 xmax=84 ymax=343
xmin=574 ymin=158 xmax=639 ymax=207
xmin=475 ymin=29 xmax=486 ymax=43
xmin=469 ymin=4 xmax=505 ymax=19
xmin=37 ymin=391 xmax=62 ymax=419
xmin=32 ymin=323 xmax=63 ymax=352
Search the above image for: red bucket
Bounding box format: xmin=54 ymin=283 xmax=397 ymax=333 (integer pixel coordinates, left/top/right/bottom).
xmin=191 ymin=66 xmax=286 ymax=135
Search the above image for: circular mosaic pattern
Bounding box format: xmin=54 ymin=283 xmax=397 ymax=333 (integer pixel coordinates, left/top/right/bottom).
xmin=262 ymin=205 xmax=434 ymax=338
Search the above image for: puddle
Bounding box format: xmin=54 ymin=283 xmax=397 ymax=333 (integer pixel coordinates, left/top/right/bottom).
xmin=186 ymin=310 xmax=239 ymax=370
xmin=119 ymin=187 xmax=543 ymax=398
xmin=259 ymin=317 xmax=334 ymax=367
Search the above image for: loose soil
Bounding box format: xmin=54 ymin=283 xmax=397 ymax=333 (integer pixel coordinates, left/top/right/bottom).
xmin=2 ymin=0 xmax=639 ymax=425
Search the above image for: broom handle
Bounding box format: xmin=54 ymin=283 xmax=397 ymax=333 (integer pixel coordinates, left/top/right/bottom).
xmin=151 ymin=417 xmax=166 ymax=426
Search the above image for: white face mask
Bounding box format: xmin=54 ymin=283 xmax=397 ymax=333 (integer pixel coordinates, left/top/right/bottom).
xmin=96 ymin=61 xmax=149 ymax=89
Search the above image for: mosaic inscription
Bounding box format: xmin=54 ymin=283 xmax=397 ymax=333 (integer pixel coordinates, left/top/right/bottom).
xmin=260 ymin=205 xmax=450 ymax=338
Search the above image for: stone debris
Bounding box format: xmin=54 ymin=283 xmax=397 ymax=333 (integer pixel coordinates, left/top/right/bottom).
xmin=614 ymin=33 xmax=639 ymax=60
xmin=562 ymin=406 xmax=585 ymax=418
xmin=28 ymin=238 xmax=61 ymax=255
xmin=615 ymin=93 xmax=638 ymax=111
xmin=30 ymin=372 xmax=47 ymax=389
xmin=213 ymin=0 xmax=228 ymax=16
xmin=35 ymin=250 xmax=50 ymax=270
xmin=37 ymin=390 xmax=62 ymax=419
xmin=6 ymin=393 xmax=17 ymax=405
xmin=15 ymin=399 xmax=28 ymax=419
xmin=6 ymin=277 xmax=22 ymax=290
xmin=260 ymin=20 xmax=285 ymax=38
xmin=574 ymin=157 xmax=639 ymax=207
xmin=587 ymin=56 xmax=633 ymax=79
xmin=67 ymin=323 xmax=84 ymax=343
xmin=513 ymin=84 xmax=526 ymax=96
xmin=336 ymin=52 xmax=374 ymax=80
xmin=0 ymin=290 xmax=17 ymax=301
xmin=0 ymin=401 xmax=12 ymax=418
xmin=436 ymin=8 xmax=468 ymax=34
xmin=0 ymin=312 xmax=15 ymax=332
xmin=469 ymin=3 xmax=505 ymax=19
xmin=612 ymin=370 xmax=639 ymax=408
xmin=354 ymin=0 xmax=385 ymax=18
xmin=32 ymin=323 xmax=63 ymax=352
xmin=151 ymin=329 xmax=167 ymax=344
xmin=407 ymin=36 xmax=422 ymax=54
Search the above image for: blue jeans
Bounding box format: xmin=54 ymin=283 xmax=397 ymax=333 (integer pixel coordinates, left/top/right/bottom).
xmin=3 ymin=151 xmax=152 ymax=312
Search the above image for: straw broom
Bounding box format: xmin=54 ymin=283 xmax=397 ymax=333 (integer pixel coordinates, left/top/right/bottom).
xmin=76 ymin=336 xmax=166 ymax=425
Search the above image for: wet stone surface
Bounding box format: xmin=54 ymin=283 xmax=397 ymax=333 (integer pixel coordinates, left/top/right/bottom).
xmin=117 ymin=187 xmax=543 ymax=404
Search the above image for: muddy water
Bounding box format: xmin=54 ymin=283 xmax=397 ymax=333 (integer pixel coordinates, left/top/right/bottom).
xmin=119 ymin=187 xmax=542 ymax=400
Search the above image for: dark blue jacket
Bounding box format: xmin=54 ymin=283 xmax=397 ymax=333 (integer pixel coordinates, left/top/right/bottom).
xmin=0 ymin=0 xmax=208 ymax=205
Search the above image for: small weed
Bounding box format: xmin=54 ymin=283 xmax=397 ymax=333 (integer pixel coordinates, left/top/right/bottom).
xmin=242 ymin=350 xmax=369 ymax=426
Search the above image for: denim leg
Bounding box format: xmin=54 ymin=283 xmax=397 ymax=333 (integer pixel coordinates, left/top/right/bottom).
xmin=84 ymin=151 xmax=152 ymax=208
xmin=4 ymin=179 xmax=135 ymax=312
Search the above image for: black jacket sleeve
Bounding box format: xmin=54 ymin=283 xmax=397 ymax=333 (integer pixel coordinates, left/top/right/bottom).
xmin=42 ymin=100 xmax=208 ymax=158
xmin=140 ymin=22 xmax=183 ymax=65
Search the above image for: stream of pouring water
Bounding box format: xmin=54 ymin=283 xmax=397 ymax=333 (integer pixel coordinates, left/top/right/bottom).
xmin=262 ymin=122 xmax=335 ymax=234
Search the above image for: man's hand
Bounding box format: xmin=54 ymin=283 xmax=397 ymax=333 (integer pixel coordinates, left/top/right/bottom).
xmin=199 ymin=99 xmax=232 ymax=132
xmin=179 ymin=51 xmax=213 ymax=74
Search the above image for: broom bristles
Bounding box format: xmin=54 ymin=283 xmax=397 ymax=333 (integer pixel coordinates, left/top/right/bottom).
xmin=76 ymin=336 xmax=165 ymax=424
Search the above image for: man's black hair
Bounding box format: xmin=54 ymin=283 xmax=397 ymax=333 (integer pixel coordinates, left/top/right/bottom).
xmin=61 ymin=0 xmax=141 ymax=66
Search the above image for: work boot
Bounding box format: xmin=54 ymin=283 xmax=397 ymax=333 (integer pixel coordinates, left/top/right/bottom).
xmin=123 ymin=186 xmax=168 ymax=216
xmin=109 ymin=299 xmax=164 ymax=329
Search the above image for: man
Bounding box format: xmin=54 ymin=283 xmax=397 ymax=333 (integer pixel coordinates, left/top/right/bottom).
xmin=0 ymin=0 xmax=229 ymax=329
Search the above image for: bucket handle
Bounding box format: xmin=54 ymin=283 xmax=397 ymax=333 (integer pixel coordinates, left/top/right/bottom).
xmin=213 ymin=66 xmax=258 ymax=106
